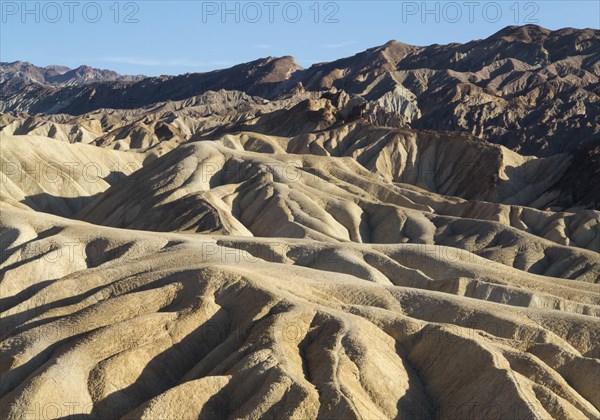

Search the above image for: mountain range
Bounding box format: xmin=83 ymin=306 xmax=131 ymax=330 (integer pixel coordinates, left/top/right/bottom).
xmin=2 ymin=25 xmax=599 ymax=156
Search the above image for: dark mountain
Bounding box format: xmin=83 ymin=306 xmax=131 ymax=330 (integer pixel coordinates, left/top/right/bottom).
xmin=0 ymin=56 xmax=301 ymax=115
xmin=0 ymin=61 xmax=143 ymax=91
xmin=0 ymin=61 xmax=70 ymax=87
xmin=1 ymin=25 xmax=599 ymax=156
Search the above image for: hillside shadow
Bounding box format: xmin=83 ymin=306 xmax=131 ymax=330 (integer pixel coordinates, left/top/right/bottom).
xmin=21 ymin=193 xmax=98 ymax=218
xmin=87 ymin=307 xmax=232 ymax=419
xmin=18 ymin=170 xmax=132 ymax=218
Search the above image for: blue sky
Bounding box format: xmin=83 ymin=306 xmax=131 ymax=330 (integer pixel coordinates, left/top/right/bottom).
xmin=1 ymin=1 xmax=599 ymax=76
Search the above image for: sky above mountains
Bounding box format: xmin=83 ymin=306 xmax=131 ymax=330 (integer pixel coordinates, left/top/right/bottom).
xmin=2 ymin=0 xmax=599 ymax=76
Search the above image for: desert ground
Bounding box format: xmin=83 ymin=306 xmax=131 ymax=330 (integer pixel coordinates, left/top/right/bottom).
xmin=1 ymin=25 xmax=599 ymax=419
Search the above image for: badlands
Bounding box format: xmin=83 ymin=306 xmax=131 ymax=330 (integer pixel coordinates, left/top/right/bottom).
xmin=1 ymin=25 xmax=599 ymax=419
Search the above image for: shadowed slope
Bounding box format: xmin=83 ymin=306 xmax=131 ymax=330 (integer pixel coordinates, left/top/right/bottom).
xmin=74 ymin=141 xmax=600 ymax=280
xmin=1 ymin=206 xmax=599 ymax=419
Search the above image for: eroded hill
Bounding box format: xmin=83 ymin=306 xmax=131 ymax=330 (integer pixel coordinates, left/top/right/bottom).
xmin=1 ymin=24 xmax=599 ymax=420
